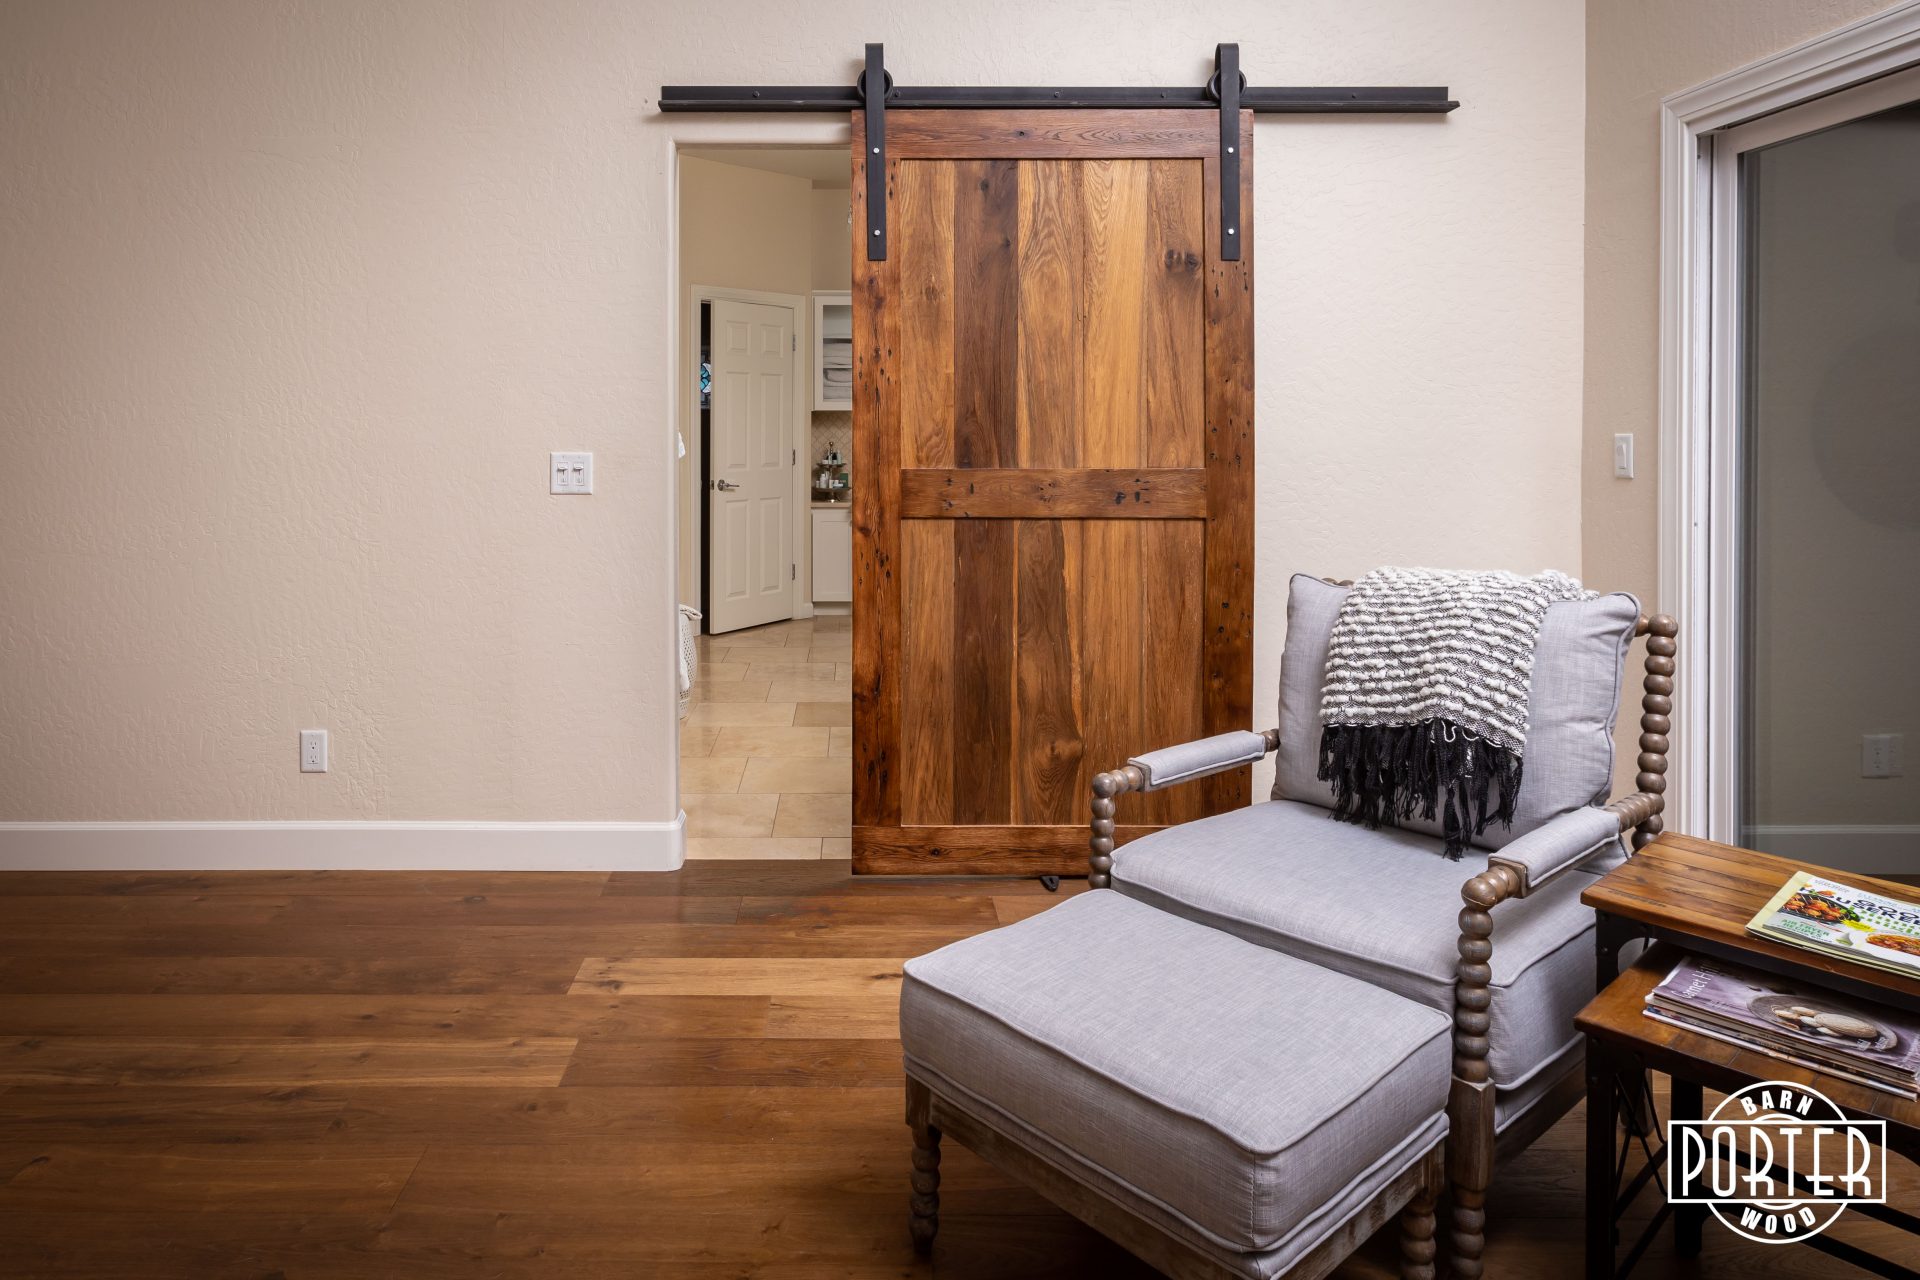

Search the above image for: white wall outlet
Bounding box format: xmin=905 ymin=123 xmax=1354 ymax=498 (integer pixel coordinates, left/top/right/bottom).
xmin=1612 ymin=433 xmax=1635 ymax=479
xmin=550 ymin=451 xmax=593 ymax=494
xmin=1862 ymin=733 xmax=1904 ymax=779
xmin=299 ymin=729 xmax=328 ymax=773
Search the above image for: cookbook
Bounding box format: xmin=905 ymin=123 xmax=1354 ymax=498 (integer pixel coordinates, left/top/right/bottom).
xmin=1746 ymin=871 xmax=1920 ymax=980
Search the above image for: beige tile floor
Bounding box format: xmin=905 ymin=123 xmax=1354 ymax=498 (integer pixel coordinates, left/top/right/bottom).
xmin=680 ymin=613 xmax=852 ymax=859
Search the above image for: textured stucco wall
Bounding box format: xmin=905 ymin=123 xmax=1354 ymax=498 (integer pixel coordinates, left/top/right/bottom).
xmin=1580 ymin=0 xmax=1900 ymax=795
xmin=0 ymin=0 xmax=1587 ymax=823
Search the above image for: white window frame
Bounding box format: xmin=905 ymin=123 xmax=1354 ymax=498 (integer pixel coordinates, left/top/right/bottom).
xmin=1658 ymin=1 xmax=1920 ymax=842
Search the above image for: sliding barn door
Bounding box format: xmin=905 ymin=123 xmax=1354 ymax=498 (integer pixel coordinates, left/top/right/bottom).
xmin=853 ymin=110 xmax=1253 ymax=875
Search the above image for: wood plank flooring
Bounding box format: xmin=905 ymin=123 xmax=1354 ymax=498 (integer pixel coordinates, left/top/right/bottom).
xmin=0 ymin=860 xmax=1914 ymax=1278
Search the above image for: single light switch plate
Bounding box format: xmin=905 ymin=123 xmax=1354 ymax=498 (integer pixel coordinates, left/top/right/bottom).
xmin=1863 ymin=733 xmax=1904 ymax=778
xmin=300 ymin=729 xmax=328 ymax=773
xmin=1612 ymin=433 xmax=1635 ymax=479
xmin=550 ymin=451 xmax=593 ymax=495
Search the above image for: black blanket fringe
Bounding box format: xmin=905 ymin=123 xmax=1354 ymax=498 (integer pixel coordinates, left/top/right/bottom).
xmin=1317 ymin=720 xmax=1523 ymax=859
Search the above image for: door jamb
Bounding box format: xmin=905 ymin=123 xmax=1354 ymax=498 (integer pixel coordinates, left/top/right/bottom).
xmin=687 ymin=282 xmax=810 ymax=628
xmin=1658 ymin=0 xmax=1920 ymax=842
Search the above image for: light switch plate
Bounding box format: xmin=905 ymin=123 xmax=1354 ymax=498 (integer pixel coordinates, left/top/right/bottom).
xmin=551 ymin=452 xmax=593 ymax=495
xmin=1612 ymin=433 xmax=1635 ymax=479
xmin=300 ymin=729 xmax=328 ymax=773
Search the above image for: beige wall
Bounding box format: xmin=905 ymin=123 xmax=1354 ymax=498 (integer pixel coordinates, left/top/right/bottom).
xmin=0 ymin=0 xmax=1588 ymax=827
xmin=1581 ymin=0 xmax=1902 ymax=795
xmin=811 ymin=187 xmax=852 ymax=294
xmin=676 ymin=155 xmax=815 ymax=612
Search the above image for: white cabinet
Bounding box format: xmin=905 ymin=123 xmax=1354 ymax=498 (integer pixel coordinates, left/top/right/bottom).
xmin=811 ymin=506 xmax=852 ymax=603
xmin=813 ymin=291 xmax=852 ymax=411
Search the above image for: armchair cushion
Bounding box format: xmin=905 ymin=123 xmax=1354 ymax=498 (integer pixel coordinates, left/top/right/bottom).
xmin=1130 ymin=730 xmax=1270 ymax=790
xmin=1111 ymin=798 xmax=1623 ymax=1088
xmin=1272 ymin=574 xmax=1641 ymax=851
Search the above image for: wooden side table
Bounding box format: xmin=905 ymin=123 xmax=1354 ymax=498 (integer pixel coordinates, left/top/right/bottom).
xmin=1578 ymin=833 xmax=1920 ymax=1279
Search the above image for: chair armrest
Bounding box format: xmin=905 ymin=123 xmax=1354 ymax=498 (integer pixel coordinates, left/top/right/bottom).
xmin=1086 ymin=728 xmax=1279 ymax=886
xmin=1128 ymin=730 xmax=1274 ymax=791
xmin=1483 ymin=806 xmax=1624 ymax=899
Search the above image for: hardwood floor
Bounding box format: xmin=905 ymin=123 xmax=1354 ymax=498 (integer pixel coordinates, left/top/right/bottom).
xmin=0 ymin=861 xmax=1913 ymax=1278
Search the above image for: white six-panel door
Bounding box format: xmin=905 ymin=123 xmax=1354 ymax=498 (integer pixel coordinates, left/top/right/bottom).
xmin=707 ymin=299 xmax=796 ymax=634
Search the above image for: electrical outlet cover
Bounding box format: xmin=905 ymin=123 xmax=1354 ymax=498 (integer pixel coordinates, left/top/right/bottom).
xmin=300 ymin=729 xmax=328 ymax=773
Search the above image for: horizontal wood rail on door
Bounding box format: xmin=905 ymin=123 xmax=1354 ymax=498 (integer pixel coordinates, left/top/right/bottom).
xmin=852 ymin=108 xmax=1255 ymax=876
xmin=899 ymin=469 xmax=1207 ymax=519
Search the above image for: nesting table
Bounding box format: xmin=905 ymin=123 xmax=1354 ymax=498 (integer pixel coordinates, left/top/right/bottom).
xmin=1576 ymin=833 xmax=1920 ymax=1279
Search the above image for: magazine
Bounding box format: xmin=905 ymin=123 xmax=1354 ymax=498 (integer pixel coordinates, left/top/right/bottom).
xmin=1642 ymin=1009 xmax=1915 ymax=1099
xmin=1745 ymin=871 xmax=1920 ymax=980
xmin=1647 ymin=954 xmax=1920 ymax=1094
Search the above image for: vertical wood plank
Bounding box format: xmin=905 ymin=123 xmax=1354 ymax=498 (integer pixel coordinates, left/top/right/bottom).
xmin=952 ymin=160 xmax=1019 ymax=468
xmin=852 ymin=122 xmax=904 ymax=832
xmin=1013 ymin=520 xmax=1084 ymax=824
xmin=1079 ymin=520 xmax=1141 ymax=815
xmin=1142 ymin=159 xmax=1207 ymax=468
xmin=900 ymin=520 xmax=955 ymax=824
xmin=950 ymin=519 xmax=1016 ymax=825
xmin=1080 ymin=159 xmax=1150 ymax=468
xmin=1016 ymin=160 xmax=1084 ymax=468
xmin=898 ymin=162 xmax=955 ymax=469
xmin=1139 ymin=521 xmax=1206 ymax=824
xmin=1200 ymin=113 xmax=1256 ymax=817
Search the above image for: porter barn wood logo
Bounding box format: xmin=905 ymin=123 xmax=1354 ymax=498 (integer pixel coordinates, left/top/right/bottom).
xmin=1667 ymin=1080 xmax=1885 ymax=1243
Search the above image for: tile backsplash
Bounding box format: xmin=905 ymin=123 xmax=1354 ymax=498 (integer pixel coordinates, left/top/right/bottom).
xmin=811 ymin=411 xmax=851 ymax=464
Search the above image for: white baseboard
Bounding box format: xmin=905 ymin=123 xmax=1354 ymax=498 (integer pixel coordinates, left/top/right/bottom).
xmin=1741 ymin=824 xmax=1920 ymax=876
xmin=0 ymin=816 xmax=687 ymax=872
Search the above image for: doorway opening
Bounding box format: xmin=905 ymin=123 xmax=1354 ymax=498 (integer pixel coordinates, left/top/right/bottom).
xmin=676 ymin=144 xmax=855 ymax=862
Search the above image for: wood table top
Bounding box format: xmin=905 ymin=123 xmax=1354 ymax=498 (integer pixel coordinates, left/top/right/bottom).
xmin=1582 ymin=831 xmax=1920 ymax=1012
xmin=1577 ymin=943 xmax=1920 ymax=1140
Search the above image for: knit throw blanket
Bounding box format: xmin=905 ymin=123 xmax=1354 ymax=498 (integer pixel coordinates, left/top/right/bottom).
xmin=1317 ymin=567 xmax=1593 ymax=858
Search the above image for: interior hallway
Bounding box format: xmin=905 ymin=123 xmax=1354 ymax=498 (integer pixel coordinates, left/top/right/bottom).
xmin=681 ymin=614 xmax=853 ymax=858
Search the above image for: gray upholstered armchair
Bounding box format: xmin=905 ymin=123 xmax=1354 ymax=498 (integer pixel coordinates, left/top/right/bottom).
xmin=1088 ymin=574 xmax=1677 ymax=1276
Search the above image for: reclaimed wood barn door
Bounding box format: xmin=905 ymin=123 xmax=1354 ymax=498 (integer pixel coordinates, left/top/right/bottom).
xmin=852 ymin=109 xmax=1253 ymax=875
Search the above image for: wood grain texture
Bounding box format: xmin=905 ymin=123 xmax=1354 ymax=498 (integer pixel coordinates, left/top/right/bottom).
xmin=1198 ymin=114 xmax=1256 ymax=817
xmin=1584 ymin=833 xmax=1920 ymax=1011
xmin=851 ymin=117 xmax=902 ymax=831
xmin=952 ymin=158 xmax=1019 ymax=469
xmin=899 ymin=468 xmax=1205 ymax=518
xmin=896 ymin=161 xmax=955 ymax=470
xmin=885 ymin=110 xmax=1218 ymax=158
xmin=1 ymin=863 xmax=1909 ymax=1277
xmin=856 ymin=117 xmax=1247 ymax=873
xmin=852 ymin=825 xmax=1157 ymax=876
xmin=899 ymin=518 xmax=955 ymax=825
xmin=950 ymin=518 xmax=1016 ymax=824
xmin=1016 ymin=159 xmax=1084 ymax=468
xmin=1014 ymin=519 xmax=1084 ymax=824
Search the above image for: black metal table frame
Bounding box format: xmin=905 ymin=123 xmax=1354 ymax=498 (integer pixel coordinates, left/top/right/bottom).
xmin=1586 ymin=911 xmax=1920 ymax=1280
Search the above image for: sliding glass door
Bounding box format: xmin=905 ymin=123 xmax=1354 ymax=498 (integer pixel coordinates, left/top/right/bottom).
xmin=1719 ymin=72 xmax=1920 ymax=872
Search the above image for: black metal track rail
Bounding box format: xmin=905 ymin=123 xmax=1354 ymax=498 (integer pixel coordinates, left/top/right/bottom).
xmin=664 ymin=45 xmax=1457 ymax=261
xmin=657 ymin=84 xmax=1458 ymax=113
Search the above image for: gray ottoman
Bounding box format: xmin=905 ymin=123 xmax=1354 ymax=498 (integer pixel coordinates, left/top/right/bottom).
xmin=899 ymin=891 xmax=1451 ymax=1279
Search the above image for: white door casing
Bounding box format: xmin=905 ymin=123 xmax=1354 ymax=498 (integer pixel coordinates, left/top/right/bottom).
xmin=708 ymin=298 xmax=795 ymax=633
xmin=1659 ymin=6 xmax=1920 ymax=842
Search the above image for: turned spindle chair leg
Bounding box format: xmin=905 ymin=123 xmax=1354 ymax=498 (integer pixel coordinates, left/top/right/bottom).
xmin=1399 ymin=1152 xmax=1441 ymax=1280
xmin=906 ymin=1078 xmax=941 ymax=1253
